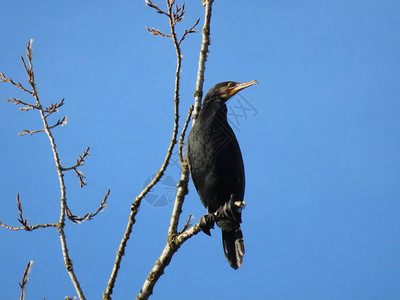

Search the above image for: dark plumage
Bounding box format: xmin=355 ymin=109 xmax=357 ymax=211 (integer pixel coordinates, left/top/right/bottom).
xmin=187 ymin=80 xmax=258 ymax=269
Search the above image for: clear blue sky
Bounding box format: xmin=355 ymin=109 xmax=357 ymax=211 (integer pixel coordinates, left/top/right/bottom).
xmin=1 ymin=1 xmax=400 ymax=299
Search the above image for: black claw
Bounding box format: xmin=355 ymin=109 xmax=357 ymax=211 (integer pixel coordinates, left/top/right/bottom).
xmin=213 ymin=194 xmax=244 ymax=224
xmin=199 ymin=213 xmax=215 ymax=236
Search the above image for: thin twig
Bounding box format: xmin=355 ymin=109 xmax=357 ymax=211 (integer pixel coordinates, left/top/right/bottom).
xmin=178 ymin=214 xmax=193 ymax=234
xmin=0 ymin=221 xmax=58 ymax=231
xmin=62 ymin=147 xmax=90 ymax=171
xmin=16 ymin=193 xmax=29 ymax=229
xmin=193 ymin=0 xmax=214 ymax=121
xmin=62 ymin=146 xmax=90 ymax=187
xmin=179 ymin=105 xmax=194 ymax=165
xmin=19 ymin=261 xmax=34 ymax=300
xmin=66 ymin=189 xmax=110 ymax=223
xmin=18 ymin=128 xmax=45 ymax=136
xmin=0 ymin=193 xmax=58 ymax=231
xmin=4 ymin=97 xmax=38 ymax=111
xmin=43 ymin=98 xmax=65 ymax=118
xmin=0 ymin=72 xmax=33 ymax=95
xmin=145 ymin=26 xmax=172 ymax=38
xmin=18 ymin=116 xmax=67 ymax=136
xmin=178 ymin=18 xmax=200 ymax=45
xmin=145 ymin=0 xmax=169 ymax=16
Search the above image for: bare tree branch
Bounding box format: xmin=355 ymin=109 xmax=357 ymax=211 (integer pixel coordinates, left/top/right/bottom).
xmin=43 ymin=98 xmax=65 ymax=119
xmin=178 ymin=213 xmax=193 ymax=234
xmin=66 ymin=189 xmax=110 ymax=224
xmin=145 ymin=0 xmax=169 ymax=16
xmin=179 ymin=105 xmax=193 ymax=164
xmin=136 ymin=175 xmax=203 ymax=300
xmin=145 ymin=26 xmax=172 ymax=38
xmin=169 ymin=105 xmax=194 ymax=238
xmin=193 ymin=0 xmax=214 ymax=121
xmin=103 ymin=2 xmax=190 ymax=298
xmin=4 ymin=97 xmax=38 ymax=111
xmin=61 ymin=146 xmax=91 ymax=187
xmin=0 ymin=221 xmax=58 ymax=231
xmin=62 ymin=147 xmax=90 ymax=171
xmin=20 ymin=40 xmax=86 ymax=300
xmin=136 ymin=120 xmax=201 ymax=299
xmin=178 ymin=18 xmax=200 ymax=45
xmin=18 ymin=128 xmax=45 ymax=136
xmin=3 ymin=1 xmax=213 ymax=299
xmin=16 ymin=193 xmax=29 ymax=229
xmin=17 ymin=116 xmax=67 ymax=136
xmin=136 ymin=2 xmax=214 ymax=299
xmin=19 ymin=261 xmax=34 ymax=300
xmin=0 ymin=40 xmax=107 ymax=300
xmin=0 ymin=193 xmax=58 ymax=231
xmin=0 ymin=72 xmax=33 ymax=95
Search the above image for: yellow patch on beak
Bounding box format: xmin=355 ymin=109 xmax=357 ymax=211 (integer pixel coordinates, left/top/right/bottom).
xmin=228 ymin=80 xmax=258 ymax=96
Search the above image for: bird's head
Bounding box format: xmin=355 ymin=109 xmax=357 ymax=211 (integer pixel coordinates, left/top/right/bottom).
xmin=204 ymin=80 xmax=258 ymax=103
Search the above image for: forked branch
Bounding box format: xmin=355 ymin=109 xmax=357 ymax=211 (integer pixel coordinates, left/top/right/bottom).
xmin=136 ymin=1 xmax=214 ymax=299
xmin=10 ymin=39 xmax=86 ymax=300
xmin=19 ymin=261 xmax=34 ymax=300
xmin=103 ymin=1 xmax=201 ymax=299
xmin=66 ymin=189 xmax=110 ymax=224
xmin=0 ymin=193 xmax=58 ymax=231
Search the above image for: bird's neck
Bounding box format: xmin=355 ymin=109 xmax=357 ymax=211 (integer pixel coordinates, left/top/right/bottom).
xmin=199 ymin=98 xmax=227 ymax=122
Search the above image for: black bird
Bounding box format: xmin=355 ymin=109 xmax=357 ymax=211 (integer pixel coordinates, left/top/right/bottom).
xmin=187 ymin=80 xmax=258 ymax=269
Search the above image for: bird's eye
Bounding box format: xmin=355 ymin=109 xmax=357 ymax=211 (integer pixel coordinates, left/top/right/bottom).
xmin=228 ymin=82 xmax=235 ymax=87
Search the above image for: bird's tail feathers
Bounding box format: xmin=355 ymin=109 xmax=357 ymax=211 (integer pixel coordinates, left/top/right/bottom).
xmin=222 ymin=226 xmax=245 ymax=270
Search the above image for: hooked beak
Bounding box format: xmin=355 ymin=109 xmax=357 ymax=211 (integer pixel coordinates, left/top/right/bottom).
xmin=228 ymin=80 xmax=258 ymax=96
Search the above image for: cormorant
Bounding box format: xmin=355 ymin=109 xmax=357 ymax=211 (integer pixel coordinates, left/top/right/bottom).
xmin=187 ymin=80 xmax=258 ymax=269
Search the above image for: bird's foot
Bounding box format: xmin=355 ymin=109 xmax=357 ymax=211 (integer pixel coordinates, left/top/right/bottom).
xmin=199 ymin=213 xmax=215 ymax=236
xmin=213 ymin=194 xmax=245 ymax=224
xmin=199 ymin=195 xmax=246 ymax=235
